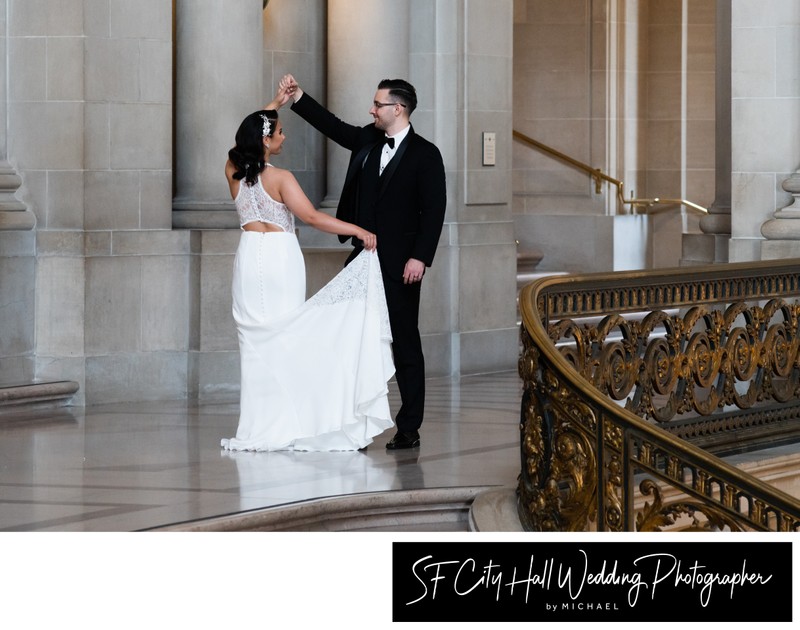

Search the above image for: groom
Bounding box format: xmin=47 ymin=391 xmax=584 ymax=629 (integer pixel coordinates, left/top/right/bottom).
xmin=280 ymin=75 xmax=447 ymax=450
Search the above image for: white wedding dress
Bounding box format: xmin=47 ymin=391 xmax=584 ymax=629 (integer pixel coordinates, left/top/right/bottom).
xmin=220 ymin=171 xmax=395 ymax=452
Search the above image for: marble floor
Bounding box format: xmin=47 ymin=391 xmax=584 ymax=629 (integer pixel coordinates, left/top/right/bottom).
xmin=3 ymin=371 xmax=796 ymax=630
xmin=0 ymin=370 xmax=522 ymax=532
xmin=0 ymin=370 xmax=529 ymax=628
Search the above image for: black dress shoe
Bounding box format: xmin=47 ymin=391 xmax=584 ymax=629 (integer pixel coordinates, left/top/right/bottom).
xmin=386 ymin=430 xmax=420 ymax=450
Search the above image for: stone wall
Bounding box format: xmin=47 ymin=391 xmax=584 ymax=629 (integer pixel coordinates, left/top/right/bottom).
xmin=1 ymin=0 xmax=519 ymax=404
xmin=512 ymin=0 xmax=716 ymax=272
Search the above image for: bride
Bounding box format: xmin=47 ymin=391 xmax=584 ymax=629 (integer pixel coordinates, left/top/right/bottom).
xmin=220 ymin=86 xmax=395 ymax=452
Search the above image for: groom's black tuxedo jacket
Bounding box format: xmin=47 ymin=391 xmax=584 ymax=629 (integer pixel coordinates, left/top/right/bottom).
xmin=291 ymin=93 xmax=447 ymax=282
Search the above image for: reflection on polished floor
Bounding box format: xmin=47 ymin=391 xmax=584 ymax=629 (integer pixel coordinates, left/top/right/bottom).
xmin=0 ymin=371 xmax=522 ymax=532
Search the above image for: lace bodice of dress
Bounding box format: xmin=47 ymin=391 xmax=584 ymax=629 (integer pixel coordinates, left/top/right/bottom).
xmin=235 ymin=169 xmax=295 ymax=233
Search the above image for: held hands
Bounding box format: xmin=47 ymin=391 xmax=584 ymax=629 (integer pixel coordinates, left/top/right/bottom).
xmin=279 ymin=74 xmax=303 ymax=101
xmin=358 ymin=230 xmax=377 ymax=252
xmin=264 ymin=75 xmax=300 ymax=110
xmin=265 ymin=82 xmax=293 ymax=110
xmin=403 ymin=258 xmax=426 ymax=284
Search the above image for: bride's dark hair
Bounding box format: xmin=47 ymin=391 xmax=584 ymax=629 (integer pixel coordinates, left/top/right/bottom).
xmin=228 ymin=109 xmax=279 ymax=186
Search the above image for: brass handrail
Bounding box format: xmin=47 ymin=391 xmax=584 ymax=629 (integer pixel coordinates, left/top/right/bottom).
xmin=512 ymin=129 xmax=707 ymax=215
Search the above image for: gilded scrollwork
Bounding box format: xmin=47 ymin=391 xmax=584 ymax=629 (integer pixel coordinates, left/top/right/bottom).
xmin=518 ymin=260 xmax=800 ymax=532
xmin=548 ymin=298 xmax=800 ymax=437
xmin=602 ymin=452 xmax=624 ymax=531
xmin=636 ymin=479 xmax=744 ymax=532
xmin=518 ymin=331 xmax=598 ymax=532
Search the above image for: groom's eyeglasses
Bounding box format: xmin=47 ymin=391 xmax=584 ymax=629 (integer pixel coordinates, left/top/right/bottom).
xmin=373 ymin=101 xmax=407 ymax=108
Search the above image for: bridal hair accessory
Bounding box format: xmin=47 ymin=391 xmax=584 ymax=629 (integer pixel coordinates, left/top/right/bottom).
xmin=260 ymin=114 xmax=273 ymax=137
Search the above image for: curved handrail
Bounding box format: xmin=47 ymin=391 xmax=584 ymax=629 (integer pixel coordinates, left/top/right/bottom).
xmin=512 ymin=130 xmax=707 ymax=215
xmin=517 ymin=258 xmax=800 ymax=532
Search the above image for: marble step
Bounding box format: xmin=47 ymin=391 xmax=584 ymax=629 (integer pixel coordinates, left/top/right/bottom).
xmin=0 ymin=380 xmax=80 ymax=408
xmin=144 ymin=441 xmax=800 ymax=532
xmin=147 ymin=486 xmax=490 ymax=532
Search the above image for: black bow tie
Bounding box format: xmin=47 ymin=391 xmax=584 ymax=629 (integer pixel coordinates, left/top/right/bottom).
xmin=384 ymin=137 xmax=395 ymax=149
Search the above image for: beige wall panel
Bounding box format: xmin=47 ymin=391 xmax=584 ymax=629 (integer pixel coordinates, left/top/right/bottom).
xmin=47 ymin=37 xmax=84 ymax=101
xmin=35 ymin=256 xmax=84 ymax=356
xmin=527 ymin=0 xmax=590 ymax=24
xmin=466 ymin=55 xmax=512 ymax=113
xmin=109 ymin=0 xmax=171 ymax=39
xmin=685 ymin=168 xmax=715 ymax=207
xmin=8 ymin=0 xmax=83 ymax=35
xmin=687 ymin=23 xmax=715 ymax=72
xmin=85 ymin=256 xmax=142 ymax=354
xmin=731 ymin=28 xmax=775 ymax=99
xmin=141 ymin=256 xmax=192 ymax=352
xmin=516 ymin=22 xmax=588 ymax=71
xmin=85 ymin=38 xmax=140 ymax=102
xmin=686 ymin=119 xmax=715 ymax=169
xmin=84 ymin=0 xmax=110 ymax=37
xmin=0 ymin=255 xmax=35 ymax=356
xmin=650 ymin=209 xmax=683 ymax=268
xmin=687 ymin=0 xmax=715 ymax=24
xmin=467 ymin=0 xmax=513 ymax=57
xmin=646 ymin=72 xmax=682 ymax=120
xmin=459 ymin=327 xmax=519 ymax=374
xmin=86 ymin=352 xmax=188 ymax=403
xmin=47 ymin=171 xmax=85 ymax=230
xmin=419 ymin=246 xmax=451 ymax=336
xmin=645 ymin=120 xmax=682 ymax=171
xmin=686 ymin=71 xmax=715 ymax=120
xmin=732 ymin=1 xmax=800 ymax=27
xmin=84 ymin=103 xmax=110 ymax=170
xmin=84 ymin=171 xmax=140 ymax=230
xmin=644 ymin=169 xmax=681 ymax=200
xmin=199 ymin=254 xmax=237 ymax=353
xmin=776 ymin=26 xmax=800 ymax=98
xmin=732 ymin=171 xmax=781 ymax=239
xmin=8 ymin=38 xmax=45 ymax=101
xmin=9 ymin=102 xmax=83 ymax=170
xmin=36 ymin=230 xmax=84 ymax=256
xmin=140 ymin=40 xmax=172 ymax=104
xmin=646 ymin=25 xmax=682 ymax=72
xmin=109 ymin=104 xmax=171 ymax=170
xmin=140 ymin=171 xmax=173 ymax=230
xmin=513 ymin=213 xmax=615 ymax=272
xmin=458 ymin=244 xmax=517 ymax=331
xmin=193 ymin=351 xmax=240 ymax=399
xmin=732 ymin=99 xmax=800 ymax=172
xmin=648 ymin=0 xmax=683 ymax=25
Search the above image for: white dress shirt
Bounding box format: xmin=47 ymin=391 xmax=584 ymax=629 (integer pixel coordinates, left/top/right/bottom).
xmin=379 ymin=125 xmax=410 ymax=175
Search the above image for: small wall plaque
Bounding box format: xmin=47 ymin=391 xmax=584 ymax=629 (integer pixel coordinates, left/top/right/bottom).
xmin=482 ymin=132 xmax=496 ymax=166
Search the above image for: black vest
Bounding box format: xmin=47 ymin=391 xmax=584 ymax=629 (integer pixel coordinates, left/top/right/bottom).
xmin=357 ymin=144 xmax=383 ymax=232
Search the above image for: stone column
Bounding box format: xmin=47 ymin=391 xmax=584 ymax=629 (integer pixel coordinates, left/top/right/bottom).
xmin=172 ymin=0 xmax=264 ymax=229
xmin=683 ymin=0 xmax=731 ymax=264
xmin=700 ymin=1 xmax=732 ymax=235
xmin=321 ymin=0 xmax=410 ymax=208
xmin=0 ymin=7 xmax=33 ymax=231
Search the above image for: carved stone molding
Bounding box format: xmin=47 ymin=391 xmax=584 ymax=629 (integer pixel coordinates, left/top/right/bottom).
xmin=0 ymin=161 xmax=34 ymax=230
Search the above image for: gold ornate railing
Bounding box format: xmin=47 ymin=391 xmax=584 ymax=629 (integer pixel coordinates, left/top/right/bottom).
xmin=518 ymin=258 xmax=800 ymax=532
xmin=512 ymin=130 xmax=708 ymax=216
